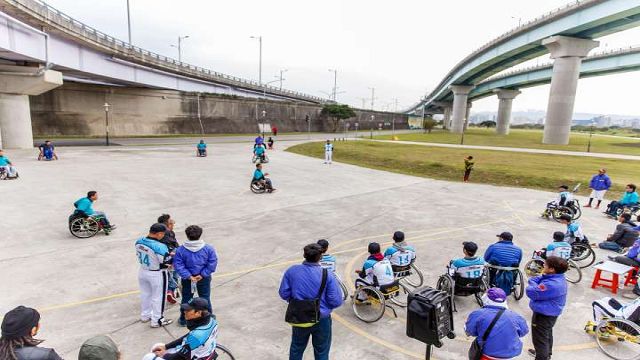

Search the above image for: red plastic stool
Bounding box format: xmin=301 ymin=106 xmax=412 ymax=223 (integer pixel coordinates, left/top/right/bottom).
xmin=624 ymin=266 xmax=640 ymax=286
xmin=592 ymin=269 xmax=621 ymax=294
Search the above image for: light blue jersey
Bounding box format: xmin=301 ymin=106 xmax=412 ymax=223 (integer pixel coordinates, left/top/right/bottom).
xmin=384 ymin=244 xmax=416 ymax=267
xmin=0 ymin=156 xmax=10 ymax=166
xmin=325 ymin=143 xmax=333 ymax=152
xmin=253 ymin=169 xmax=264 ymax=181
xmin=176 ymin=316 xmax=218 ymax=359
xmin=320 ymin=254 xmax=337 ymax=273
xmin=197 ymin=143 xmax=207 ymax=150
xmin=255 ymin=146 xmax=265 ymax=155
xmin=450 ymin=257 xmax=485 ymax=278
xmin=546 ymin=242 xmax=572 ymax=259
xmin=74 ymin=197 xmax=95 ymax=215
xmin=135 ymin=237 xmax=170 ymax=271
xmin=566 ymin=222 xmax=585 ymax=242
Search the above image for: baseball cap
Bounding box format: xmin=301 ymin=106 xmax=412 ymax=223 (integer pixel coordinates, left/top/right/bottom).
xmin=393 ymin=231 xmax=405 ymax=242
xmin=496 ymin=232 xmax=513 ymax=241
xmin=149 ymin=223 xmax=166 ymax=233
xmin=553 ymin=231 xmax=565 ymax=242
xmin=486 ymin=288 xmax=507 ymax=303
xmin=180 ymin=297 xmax=209 ymax=312
xmin=1 ymin=306 xmax=40 ymax=340
xmin=462 ymin=241 xmax=478 ymax=253
xmin=78 ymin=335 xmax=119 ymax=360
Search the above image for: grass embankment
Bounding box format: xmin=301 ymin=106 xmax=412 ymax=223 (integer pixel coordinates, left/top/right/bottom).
xmin=373 ymin=128 xmax=640 ymax=156
xmin=287 ymin=140 xmax=639 ymax=199
xmin=34 ymin=132 xmax=313 ymax=140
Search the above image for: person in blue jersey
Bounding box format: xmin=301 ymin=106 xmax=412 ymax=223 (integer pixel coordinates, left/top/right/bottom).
xmin=605 ymin=184 xmax=639 ymax=217
xmin=324 ymin=140 xmax=333 ymax=164
xmin=585 ymin=168 xmax=611 ymax=209
xmin=37 ymin=140 xmax=58 ymax=161
xmin=450 ymin=241 xmax=485 ymax=279
xmin=354 ymin=243 xmax=395 ymax=298
xmin=383 ymin=231 xmax=416 ymax=271
xmin=540 ymin=232 xmax=572 ymax=260
xmin=484 ymin=232 xmax=522 ymax=295
xmin=136 ymin=223 xmax=173 ymax=328
xmin=317 ymin=239 xmax=336 ymax=273
xmin=0 ymin=149 xmax=18 ymax=178
xmin=147 ymin=298 xmax=218 ymax=360
xmin=254 ymin=142 xmax=267 ymax=162
xmin=253 ymin=163 xmax=275 ymax=193
xmin=558 ymin=214 xmax=587 ymax=244
xmin=542 ymin=185 xmax=572 ymax=218
xmin=526 ymin=256 xmax=568 ymax=360
xmin=196 ymin=140 xmax=207 ymax=157
xmin=73 ymin=191 xmax=115 ymax=231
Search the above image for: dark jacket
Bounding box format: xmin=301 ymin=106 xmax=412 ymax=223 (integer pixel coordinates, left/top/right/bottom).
xmin=609 ymin=221 xmax=640 ymax=248
xmin=15 ymin=346 xmax=62 ymax=360
xmin=159 ymin=228 xmax=179 ymax=252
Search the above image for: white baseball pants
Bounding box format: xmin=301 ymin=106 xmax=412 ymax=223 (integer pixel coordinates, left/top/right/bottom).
xmin=139 ymin=269 xmax=168 ymax=323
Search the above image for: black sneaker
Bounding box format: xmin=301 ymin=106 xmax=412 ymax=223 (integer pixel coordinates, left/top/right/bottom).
xmin=528 ymin=349 xmax=536 ymax=357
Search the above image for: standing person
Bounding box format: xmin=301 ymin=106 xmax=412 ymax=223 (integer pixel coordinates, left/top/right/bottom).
xmin=585 ymin=169 xmax=611 ymax=209
xmin=324 ymin=140 xmax=333 ymax=165
xmin=267 ymin=136 xmax=275 ymax=150
xmin=158 ymin=214 xmax=181 ymax=304
xmin=0 ymin=149 xmax=18 ymax=178
xmin=136 ymin=224 xmax=173 ymax=328
xmin=464 ymin=288 xmax=529 ymax=359
xmin=272 ymin=125 xmax=278 ymax=136
xmin=0 ymin=306 xmax=62 ymax=360
xmin=526 ymin=256 xmax=568 ymax=360
xmin=173 ymin=225 xmax=218 ymax=327
xmin=279 ymin=244 xmax=344 ymax=360
xmin=463 ymin=156 xmax=474 ymax=183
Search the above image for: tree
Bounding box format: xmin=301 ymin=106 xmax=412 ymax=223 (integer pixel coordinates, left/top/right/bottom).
xmin=478 ymin=120 xmax=496 ymax=128
xmin=422 ymin=118 xmax=437 ymax=133
xmin=321 ymin=104 xmax=356 ymax=132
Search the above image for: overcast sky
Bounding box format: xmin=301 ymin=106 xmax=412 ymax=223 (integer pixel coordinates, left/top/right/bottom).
xmin=44 ymin=0 xmax=640 ymax=115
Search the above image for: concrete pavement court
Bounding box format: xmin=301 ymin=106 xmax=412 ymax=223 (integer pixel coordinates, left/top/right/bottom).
xmin=0 ymin=140 xmax=626 ymax=359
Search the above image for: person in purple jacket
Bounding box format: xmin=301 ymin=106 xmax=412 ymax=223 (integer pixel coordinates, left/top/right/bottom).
xmin=526 ymin=256 xmax=568 ymax=360
xmin=173 ymin=225 xmax=218 ymax=327
xmin=585 ymin=169 xmax=612 ymax=209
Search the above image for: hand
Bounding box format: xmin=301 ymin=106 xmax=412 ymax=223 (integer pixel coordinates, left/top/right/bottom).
xmin=195 ymin=275 xmax=203 ymax=281
xmin=152 ymin=344 xmax=166 ymax=356
xmin=190 ymin=276 xmax=199 ymax=282
xmin=265 ymin=173 xmax=269 ymax=176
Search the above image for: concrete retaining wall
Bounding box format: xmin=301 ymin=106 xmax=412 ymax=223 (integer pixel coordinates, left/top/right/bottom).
xmin=30 ymin=83 xmax=408 ymax=136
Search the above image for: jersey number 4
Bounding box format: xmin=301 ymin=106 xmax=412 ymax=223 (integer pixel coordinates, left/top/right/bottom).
xmin=137 ymin=252 xmax=150 ymax=266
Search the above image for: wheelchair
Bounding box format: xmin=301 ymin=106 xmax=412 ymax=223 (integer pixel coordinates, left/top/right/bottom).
xmin=614 ymin=204 xmax=640 ymax=219
xmin=570 ymin=240 xmax=596 ymax=268
xmin=68 ymin=211 xmax=110 ymax=238
xmin=251 ymin=153 xmax=269 ymax=164
xmin=585 ymin=317 xmax=640 ymax=360
xmin=393 ymin=263 xmax=424 ymax=288
xmin=436 ymin=265 xmax=487 ymax=312
xmin=542 ymin=202 xmax=576 ymax=222
xmin=0 ymin=167 xmax=19 ymax=180
xmin=196 ymin=149 xmax=207 ymax=157
xmin=566 ymin=200 xmax=582 ymax=220
xmin=485 ymin=263 xmax=524 ymax=300
xmin=524 ymin=251 xmax=582 ymax=284
xmin=250 ymin=179 xmax=267 ymax=194
xmin=334 ymin=274 xmax=349 ymax=301
xmin=352 ymin=280 xmax=405 ymax=323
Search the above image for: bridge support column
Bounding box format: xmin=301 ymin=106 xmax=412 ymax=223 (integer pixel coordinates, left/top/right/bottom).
xmin=493 ymin=89 xmax=521 ymax=135
xmin=0 ymin=94 xmax=32 ymax=149
xmin=449 ymin=85 xmax=474 ymax=134
xmin=542 ymin=35 xmax=599 ymax=145
xmin=443 ymin=106 xmax=452 ymax=130
xmin=463 ymin=102 xmax=472 ymax=131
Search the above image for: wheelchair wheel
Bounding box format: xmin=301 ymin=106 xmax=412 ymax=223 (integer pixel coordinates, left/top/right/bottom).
xmin=512 ymin=270 xmax=525 ymax=300
xmin=571 ymin=243 xmax=596 ymax=268
xmin=565 ymin=259 xmax=582 ymax=284
xmin=571 ymin=205 xmax=582 ymax=220
xmin=0 ymin=171 xmax=6 ymax=180
xmin=214 ymin=344 xmax=236 ymax=360
xmin=69 ymin=217 xmax=100 ymax=238
xmin=524 ymin=259 xmax=544 ymax=279
xmin=552 ymin=206 xmax=574 ymax=222
xmin=401 ymin=263 xmax=424 ymax=288
xmin=474 ymin=278 xmax=488 ymax=307
xmin=352 ymin=285 xmax=385 ymax=323
xmin=436 ymin=274 xmax=455 ymax=310
xmin=389 ymin=283 xmax=410 ymax=308
xmin=595 ymin=318 xmax=640 ymax=360
xmin=250 ymin=181 xmax=266 ymax=194
xmin=338 ymin=279 xmax=349 ymax=301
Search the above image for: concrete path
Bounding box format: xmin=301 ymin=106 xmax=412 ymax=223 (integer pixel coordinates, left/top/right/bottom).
xmin=370 ymin=138 xmax=640 ymax=160
xmin=0 ymin=141 xmax=627 ymax=359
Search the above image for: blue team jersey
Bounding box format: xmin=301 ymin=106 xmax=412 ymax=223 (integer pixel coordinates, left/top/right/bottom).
xmin=135 ymin=237 xmax=170 ymax=271
xmin=546 ymin=242 xmax=572 ymax=259
xmin=384 ymin=245 xmax=416 ymax=267
xmin=253 ymin=169 xmax=264 ymax=180
xmin=0 ymin=156 xmax=10 ymax=166
xmin=320 ymin=254 xmax=337 ymax=273
xmin=176 ymin=316 xmax=218 ymax=359
xmin=325 ymin=143 xmax=333 ymax=152
xmin=197 ymin=143 xmax=207 ymax=150
xmin=451 ymin=257 xmax=485 ymax=278
xmin=255 ymin=146 xmax=265 ymax=155
xmin=74 ymin=197 xmax=95 ymax=215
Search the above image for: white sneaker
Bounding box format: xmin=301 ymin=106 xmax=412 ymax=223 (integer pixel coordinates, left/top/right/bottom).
xmin=150 ymin=318 xmax=173 ymax=328
xmin=140 ymin=318 xmax=151 ymax=323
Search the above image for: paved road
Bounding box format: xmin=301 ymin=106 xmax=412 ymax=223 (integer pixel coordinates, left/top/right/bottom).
xmin=0 ymin=141 xmax=623 ymax=359
xmin=370 ymin=138 xmax=640 ymax=160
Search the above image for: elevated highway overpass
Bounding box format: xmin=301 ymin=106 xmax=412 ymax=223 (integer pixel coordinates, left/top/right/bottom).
xmin=407 ymin=0 xmax=640 ymax=144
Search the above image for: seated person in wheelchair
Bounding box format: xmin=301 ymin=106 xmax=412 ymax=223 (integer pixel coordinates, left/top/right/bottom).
xmin=589 ymin=296 xmax=640 ymax=332
xmin=538 ymin=231 xmax=572 ymax=260
xmin=383 ymin=231 xmax=416 ymax=273
xmin=73 ymin=191 xmax=116 ymax=230
xmin=558 ymin=214 xmax=587 ymax=244
xmin=450 ymin=241 xmax=485 ymax=278
xmin=0 ymin=149 xmax=18 ymax=178
xmin=196 ymin=140 xmax=207 ymax=157
xmin=317 ymin=239 xmax=336 ymax=273
xmin=252 ymin=164 xmax=276 ymax=193
xmin=253 ymin=143 xmax=267 ymax=162
xmin=38 ymin=140 xmax=58 ymax=160
xmin=484 ymin=232 xmax=522 ymax=294
xmin=606 ymin=184 xmax=639 ymax=217
xmin=542 ymin=185 xmax=572 ymax=217
xmin=354 ymin=242 xmax=396 ymax=300
xmin=145 ymin=297 xmax=218 ymax=360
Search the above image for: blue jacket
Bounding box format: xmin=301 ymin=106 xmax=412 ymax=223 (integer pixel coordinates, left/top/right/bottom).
xmin=526 ymin=273 xmax=567 ymax=316
xmin=174 ymin=243 xmax=218 ymax=279
xmin=465 ymin=305 xmax=529 ymax=358
xmin=73 ymin=197 xmax=95 ymax=215
xmin=484 ymin=241 xmax=522 ymax=267
xmin=279 ymin=262 xmax=344 ymax=318
xmin=626 ymin=238 xmax=640 ymax=262
xmin=590 ymin=174 xmax=612 ymax=191
xmin=621 ymin=191 xmax=640 ymax=206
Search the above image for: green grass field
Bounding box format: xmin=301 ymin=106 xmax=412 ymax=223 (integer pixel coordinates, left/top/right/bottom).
xmin=287 ymin=140 xmax=639 ymax=199
xmin=373 ymin=128 xmax=640 ymax=156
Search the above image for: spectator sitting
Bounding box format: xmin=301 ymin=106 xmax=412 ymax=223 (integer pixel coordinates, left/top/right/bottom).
xmin=0 ymin=306 xmax=62 ymax=360
xmin=484 ymin=232 xmax=522 ymax=267
xmin=609 ymin=231 xmax=640 ymax=268
xmin=450 ymin=241 xmax=485 ymax=279
xmin=79 ymin=335 xmax=121 ymax=360
xmin=598 ymin=213 xmax=639 ymax=253
xmin=464 ymin=288 xmax=529 ymax=359
xmin=605 ymin=184 xmax=639 ymax=217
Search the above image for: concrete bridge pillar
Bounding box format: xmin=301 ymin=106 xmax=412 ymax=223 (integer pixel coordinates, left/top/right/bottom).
xmin=542 ymin=35 xmax=599 ymax=145
xmin=493 ymin=89 xmax=521 ymax=135
xmin=463 ymin=102 xmax=472 ymax=131
xmin=443 ymin=106 xmax=452 ymax=130
xmin=449 ymin=85 xmax=474 ymax=134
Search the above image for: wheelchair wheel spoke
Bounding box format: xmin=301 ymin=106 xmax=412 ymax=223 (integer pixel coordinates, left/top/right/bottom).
xmin=596 ymin=319 xmax=640 ymax=360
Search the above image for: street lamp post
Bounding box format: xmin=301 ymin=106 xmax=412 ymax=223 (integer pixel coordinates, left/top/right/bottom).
xmin=126 ymin=0 xmax=132 ymax=44
xmin=171 ymin=35 xmax=190 ymax=62
xmin=370 ymin=115 xmax=375 ymax=139
xmin=261 ymin=110 xmax=267 ymax=137
xmin=587 ymin=121 xmax=595 ymax=152
xmin=103 ymin=102 xmax=111 ymax=146
xmin=277 ymin=69 xmax=288 ymax=91
xmin=368 ymin=87 xmax=375 ymax=110
xmin=305 ymin=114 xmax=311 ymax=140
xmin=328 ymin=69 xmax=338 ymax=101
xmin=355 ymin=122 xmax=359 ymax=138
xmin=250 ymin=36 xmax=263 ymax=86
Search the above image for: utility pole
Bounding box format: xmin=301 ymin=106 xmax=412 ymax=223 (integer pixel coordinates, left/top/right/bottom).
xmin=392 ymin=98 xmax=399 ymax=136
xmin=103 ymin=103 xmax=111 ymax=146
xmin=126 ymin=0 xmax=132 ymax=44
xmin=278 ymin=69 xmax=288 ymax=91
xmin=250 ymin=36 xmax=263 ymax=85
xmin=171 ymin=35 xmax=189 ymax=62
xmin=328 ymin=69 xmax=338 ymax=101
xmin=368 ymin=87 xmax=375 ymax=110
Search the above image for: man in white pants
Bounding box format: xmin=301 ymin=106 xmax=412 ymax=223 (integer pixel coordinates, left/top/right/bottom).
xmin=585 ymin=169 xmax=612 ymax=209
xmin=324 ymin=140 xmax=333 ymax=164
xmin=136 ymin=223 xmax=173 ymax=328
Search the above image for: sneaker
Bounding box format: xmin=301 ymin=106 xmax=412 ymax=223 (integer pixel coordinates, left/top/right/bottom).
xmin=608 ymin=255 xmax=617 ymax=261
xmin=140 ymin=318 xmax=151 ymax=323
xmin=584 ymin=204 xmax=592 ymax=208
xmin=166 ymin=291 xmax=177 ymax=304
xmin=150 ymin=318 xmax=173 ymax=328
xmin=527 ymin=349 xmax=536 ymax=357
xmin=595 ymin=205 xmax=600 ymax=209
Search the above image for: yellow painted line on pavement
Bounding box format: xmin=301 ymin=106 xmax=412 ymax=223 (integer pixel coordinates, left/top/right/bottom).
xmin=332 ymin=313 xmax=425 ymax=359
xmin=503 ymin=200 xmax=526 ymax=225
xmin=39 ymin=291 xmax=140 ymax=312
